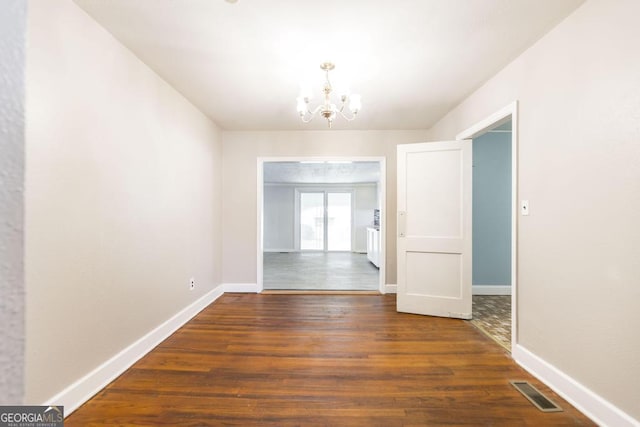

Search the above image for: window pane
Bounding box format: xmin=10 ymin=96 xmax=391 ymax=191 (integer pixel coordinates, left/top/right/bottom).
xmin=300 ymin=193 xmax=324 ymax=250
xmin=327 ymin=193 xmax=351 ymax=251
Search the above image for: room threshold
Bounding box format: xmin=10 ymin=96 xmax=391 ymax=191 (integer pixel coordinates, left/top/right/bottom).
xmin=261 ymin=290 xmax=381 ymax=295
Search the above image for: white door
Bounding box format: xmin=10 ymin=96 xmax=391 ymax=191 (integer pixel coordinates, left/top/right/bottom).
xmin=397 ymin=140 xmax=472 ymax=319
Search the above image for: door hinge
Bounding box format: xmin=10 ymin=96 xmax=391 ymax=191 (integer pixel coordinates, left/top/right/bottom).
xmin=398 ymin=211 xmax=406 ymax=237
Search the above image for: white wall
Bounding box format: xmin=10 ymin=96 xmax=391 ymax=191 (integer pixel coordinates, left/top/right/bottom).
xmin=25 ymin=0 xmax=223 ymax=404
xmin=427 ymin=0 xmax=640 ymax=421
xmin=263 ymin=183 xmax=377 ymax=253
xmin=264 ymin=185 xmax=295 ymax=251
xmin=222 ymin=130 xmax=428 ymax=285
xmin=0 ymin=0 xmax=27 ymax=405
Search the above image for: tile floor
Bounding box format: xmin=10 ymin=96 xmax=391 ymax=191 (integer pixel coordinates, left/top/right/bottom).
xmin=470 ymin=295 xmax=512 ymax=351
xmin=263 ymin=252 xmax=380 ymax=291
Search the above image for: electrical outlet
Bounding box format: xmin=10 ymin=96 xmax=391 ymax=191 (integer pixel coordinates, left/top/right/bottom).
xmin=521 ymin=200 xmax=530 ymax=216
xmin=189 ymin=277 xmax=195 ymax=290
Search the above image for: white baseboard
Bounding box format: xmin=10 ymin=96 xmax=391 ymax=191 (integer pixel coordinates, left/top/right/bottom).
xmin=513 ymin=344 xmax=638 ymax=427
xmin=472 ymin=285 xmax=511 ymax=295
xmin=386 ymin=284 xmax=510 ymax=295
xmin=45 ymin=285 xmax=225 ymax=417
xmin=223 ymin=283 xmax=260 ymax=293
xmin=387 ymin=284 xmax=511 ymax=296
xmin=263 ymin=249 xmax=296 ymax=253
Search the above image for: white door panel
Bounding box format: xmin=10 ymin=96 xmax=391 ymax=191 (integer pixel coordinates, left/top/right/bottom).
xmin=405 ymin=149 xmax=462 ymax=238
xmin=405 ymin=252 xmax=462 ymax=298
xmin=397 ymin=140 xmax=472 ymax=319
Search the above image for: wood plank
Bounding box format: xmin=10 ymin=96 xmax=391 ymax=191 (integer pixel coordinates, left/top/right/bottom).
xmin=66 ymin=294 xmax=595 ymax=426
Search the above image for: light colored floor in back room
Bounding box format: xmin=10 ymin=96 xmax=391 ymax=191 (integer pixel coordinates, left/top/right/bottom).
xmin=470 ymin=295 xmax=512 ymax=351
xmin=263 ymin=252 xmax=379 ymax=291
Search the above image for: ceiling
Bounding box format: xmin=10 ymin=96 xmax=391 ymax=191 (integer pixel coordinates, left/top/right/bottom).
xmin=74 ymin=0 xmax=583 ymax=131
xmin=264 ymin=162 xmax=380 ymax=184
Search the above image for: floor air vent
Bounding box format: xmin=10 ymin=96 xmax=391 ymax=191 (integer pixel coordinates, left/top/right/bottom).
xmin=510 ymin=381 xmax=563 ymax=412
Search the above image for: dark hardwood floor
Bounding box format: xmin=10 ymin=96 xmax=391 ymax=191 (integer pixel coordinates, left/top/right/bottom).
xmin=67 ymin=294 xmax=594 ymax=426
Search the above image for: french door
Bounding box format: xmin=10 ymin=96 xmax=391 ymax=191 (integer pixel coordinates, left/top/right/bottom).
xmin=300 ymin=191 xmax=352 ymax=251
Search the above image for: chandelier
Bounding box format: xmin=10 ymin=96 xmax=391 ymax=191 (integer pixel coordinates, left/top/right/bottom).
xmin=296 ymin=62 xmax=361 ymax=128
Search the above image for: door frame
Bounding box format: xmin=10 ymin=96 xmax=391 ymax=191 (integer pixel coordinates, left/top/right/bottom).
xmin=455 ymin=100 xmax=519 ymax=350
xmin=257 ymin=156 xmax=387 ymax=293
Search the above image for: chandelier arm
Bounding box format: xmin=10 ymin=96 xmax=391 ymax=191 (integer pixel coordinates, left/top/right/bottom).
xmin=300 ymin=114 xmax=314 ymax=124
xmin=338 ymin=105 xmax=358 ymax=121
xmin=338 ymin=110 xmax=357 ymax=122
xmin=299 ymin=104 xmax=325 ymax=123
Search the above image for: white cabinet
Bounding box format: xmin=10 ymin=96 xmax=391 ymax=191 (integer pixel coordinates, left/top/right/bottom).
xmin=366 ymin=227 xmax=381 ymax=268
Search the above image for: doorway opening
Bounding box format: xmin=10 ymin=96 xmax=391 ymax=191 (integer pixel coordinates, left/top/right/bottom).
xmin=470 ymin=120 xmax=512 ymax=351
xmin=457 ymin=101 xmax=518 ymax=352
xmin=258 ymin=158 xmax=386 ymax=293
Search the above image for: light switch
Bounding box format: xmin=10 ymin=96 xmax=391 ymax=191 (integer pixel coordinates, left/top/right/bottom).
xmin=521 ymin=200 xmax=529 ymax=216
